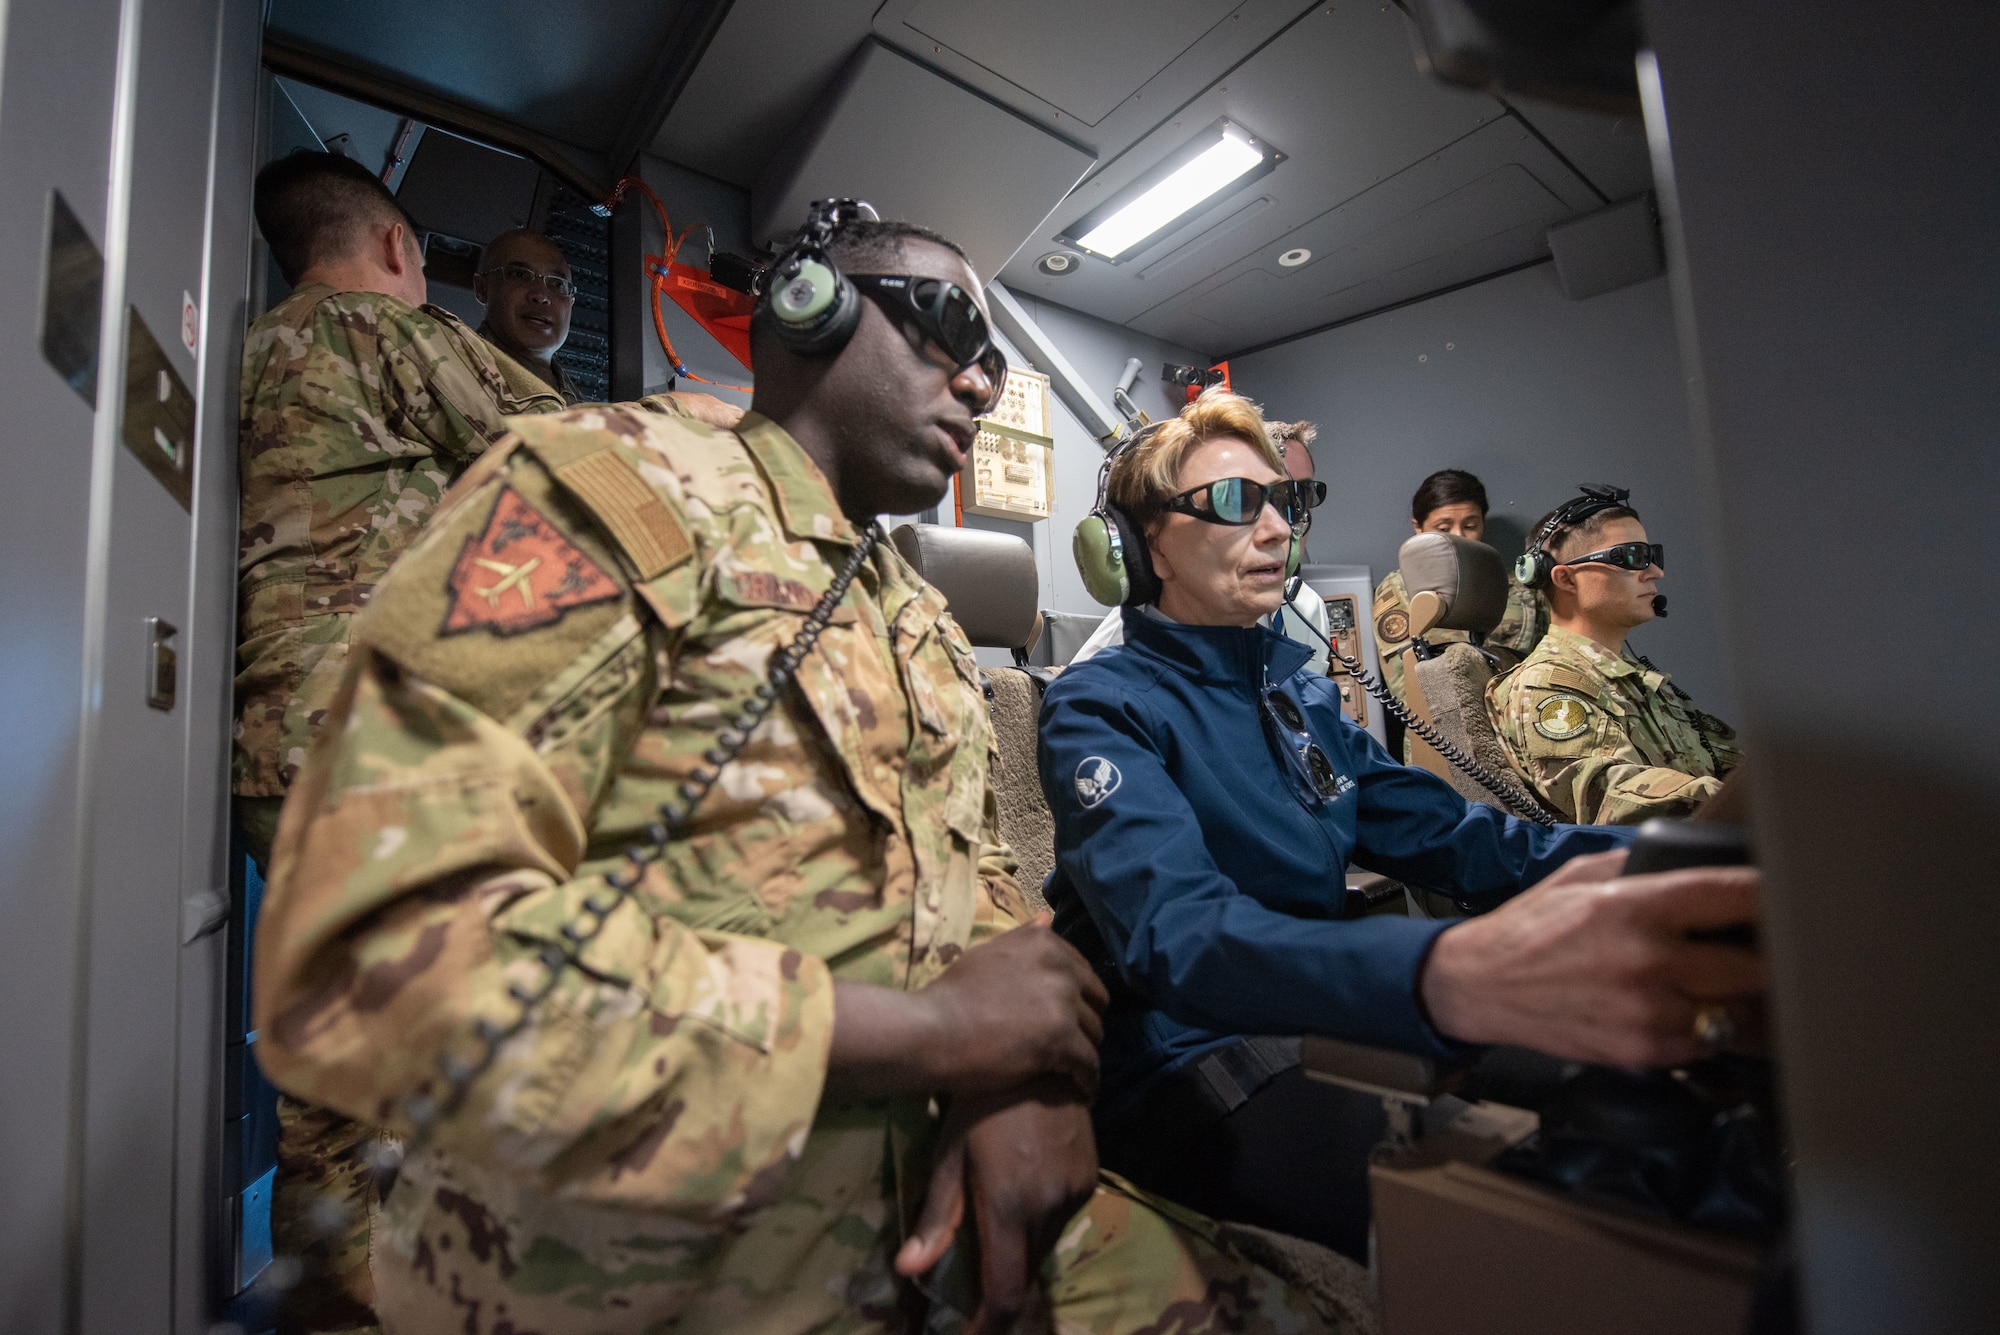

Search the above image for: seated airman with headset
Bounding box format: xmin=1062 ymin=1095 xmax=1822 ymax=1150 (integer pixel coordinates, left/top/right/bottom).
xmin=1489 ymin=486 xmax=1744 ymax=824
xmin=1038 ymin=392 xmax=1765 ymax=1261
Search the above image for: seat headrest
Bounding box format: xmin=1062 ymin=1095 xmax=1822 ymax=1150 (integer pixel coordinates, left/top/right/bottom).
xmin=1398 ymin=532 xmax=1508 ymax=637
xmin=890 ymin=523 xmax=1039 ymax=649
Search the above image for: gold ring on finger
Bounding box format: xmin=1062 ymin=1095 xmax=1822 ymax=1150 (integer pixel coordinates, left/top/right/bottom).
xmin=1692 ymin=1004 xmax=1736 ymax=1051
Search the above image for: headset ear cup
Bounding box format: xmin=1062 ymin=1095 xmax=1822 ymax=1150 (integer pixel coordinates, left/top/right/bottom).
xmin=1514 ymin=552 xmax=1541 ymax=588
xmin=1073 ymin=513 xmax=1130 ymax=607
xmin=769 ymin=258 xmax=862 ymax=358
xmin=1111 ymin=507 xmax=1159 ymax=606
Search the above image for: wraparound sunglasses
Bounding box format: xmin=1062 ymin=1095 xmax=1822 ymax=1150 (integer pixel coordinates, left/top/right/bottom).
xmin=1165 ymin=476 xmax=1327 ymax=531
xmin=1562 ymin=540 xmax=1664 ymax=572
xmin=849 ymin=274 xmax=1008 ymax=415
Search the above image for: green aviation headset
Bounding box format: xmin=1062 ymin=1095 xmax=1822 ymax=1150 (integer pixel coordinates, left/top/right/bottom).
xmin=1515 ymin=483 xmax=1668 ymax=616
xmin=763 ymin=198 xmax=876 ymax=357
xmin=762 ymin=198 xmax=1010 ymax=415
xmin=1514 ymin=483 xmax=1633 ymax=588
xmin=1073 ymin=424 xmax=1305 ymax=607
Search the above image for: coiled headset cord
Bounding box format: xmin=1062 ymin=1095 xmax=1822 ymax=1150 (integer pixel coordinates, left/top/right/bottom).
xmin=390 ymin=524 xmax=884 ymax=1168
xmin=1280 ymin=581 xmax=1558 ymax=827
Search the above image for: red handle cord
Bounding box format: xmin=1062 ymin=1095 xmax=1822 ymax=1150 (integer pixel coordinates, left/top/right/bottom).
xmin=599 ymin=175 xmax=754 ymax=394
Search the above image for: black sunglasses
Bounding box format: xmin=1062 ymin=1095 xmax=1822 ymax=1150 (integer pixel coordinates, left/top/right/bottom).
xmin=482 ymin=261 xmax=576 ymax=298
xmin=1263 ymin=688 xmax=1344 ymax=800
xmin=1165 ymin=477 xmax=1327 ymax=531
xmin=1562 ymin=541 xmax=1664 ymax=573
xmin=849 ymin=274 xmax=1008 ymax=414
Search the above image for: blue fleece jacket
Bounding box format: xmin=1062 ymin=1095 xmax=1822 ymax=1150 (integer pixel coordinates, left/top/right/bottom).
xmin=1038 ymin=606 xmax=1633 ymax=1119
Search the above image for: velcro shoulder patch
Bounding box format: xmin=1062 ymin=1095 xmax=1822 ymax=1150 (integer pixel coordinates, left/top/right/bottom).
xmin=1532 ymin=692 xmax=1595 ymax=741
xmin=354 ymin=449 xmax=640 ymax=725
xmin=1536 ymin=664 xmax=1606 ymax=697
xmin=510 ymin=414 xmax=695 ymax=581
xmin=552 ymin=449 xmax=691 ymax=580
xmin=440 ymin=486 xmax=622 ymax=636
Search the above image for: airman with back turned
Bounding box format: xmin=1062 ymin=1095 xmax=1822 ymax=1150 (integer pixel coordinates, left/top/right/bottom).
xmin=236 ymin=149 xmax=739 ymax=1335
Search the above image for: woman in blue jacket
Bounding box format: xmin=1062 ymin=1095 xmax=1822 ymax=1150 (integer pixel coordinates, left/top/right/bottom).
xmin=1041 ymin=393 xmax=1762 ymax=1259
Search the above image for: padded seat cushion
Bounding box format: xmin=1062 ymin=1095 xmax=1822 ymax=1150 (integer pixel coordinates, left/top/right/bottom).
xmin=982 ymin=666 xmax=1054 ymax=912
xmin=1411 ymin=642 xmax=1528 ymax=813
xmin=891 ymin=523 xmax=1038 ymax=649
xmin=1398 ymin=532 xmax=1508 ymax=637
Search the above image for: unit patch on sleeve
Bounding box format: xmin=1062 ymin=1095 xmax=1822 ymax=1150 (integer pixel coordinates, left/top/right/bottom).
xmin=440 ymin=486 xmax=621 ymax=636
xmin=1377 ymin=610 xmax=1409 ymax=644
xmin=1533 ymin=693 xmax=1594 ymax=741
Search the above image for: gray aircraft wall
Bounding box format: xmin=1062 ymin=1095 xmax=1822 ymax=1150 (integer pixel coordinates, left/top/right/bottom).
xmin=975 ymin=292 xmax=1210 ymax=635
xmin=1229 ymin=261 xmax=1738 ymax=718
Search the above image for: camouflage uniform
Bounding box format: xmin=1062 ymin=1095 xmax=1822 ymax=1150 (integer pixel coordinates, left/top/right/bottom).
xmin=253 ymin=405 xmax=1327 ymax=1333
xmin=1483 ymin=573 xmax=1550 ymax=664
xmin=234 ymin=283 xmax=568 ymax=818
xmin=478 ymin=321 xmax=585 ymax=405
xmin=1371 ymin=569 xmax=1548 ymax=704
xmin=1487 ymin=624 xmax=1742 ymax=824
xmin=235 ymin=282 xmax=574 ymax=1334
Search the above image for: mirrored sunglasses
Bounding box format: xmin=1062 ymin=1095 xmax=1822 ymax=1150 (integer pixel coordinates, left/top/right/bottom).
xmin=1562 ymin=541 xmax=1664 ymax=573
xmin=1263 ymin=688 xmax=1343 ymax=799
xmin=850 ymin=274 xmax=1007 ymax=414
xmin=1166 ymin=477 xmax=1327 ymax=530
xmin=485 ymin=261 xmax=576 ymax=298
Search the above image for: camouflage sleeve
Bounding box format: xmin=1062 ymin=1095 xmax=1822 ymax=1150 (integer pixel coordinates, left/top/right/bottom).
xmin=1483 ymin=575 xmax=1548 ymax=661
xmin=972 ymin=782 xmax=1030 ymax=941
xmin=252 ymin=438 xmax=836 ymax=1218
xmin=1489 ymin=667 xmax=1720 ymax=824
xmin=319 ymin=295 xmax=516 ymax=463
xmin=1372 ymin=574 xmax=1411 ymax=702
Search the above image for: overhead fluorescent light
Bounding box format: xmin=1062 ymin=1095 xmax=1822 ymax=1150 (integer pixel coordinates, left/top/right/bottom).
xmin=1058 ymin=119 xmax=1285 ymax=263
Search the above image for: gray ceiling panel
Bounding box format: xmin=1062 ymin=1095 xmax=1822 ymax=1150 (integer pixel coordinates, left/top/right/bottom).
xmin=1504 ymin=96 xmax=1655 ymax=204
xmin=873 ymin=0 xmax=1313 ymax=153
xmin=651 ymin=0 xmax=881 ymax=187
xmin=276 ymin=0 xmax=1655 ymax=356
xmin=267 ymin=0 xmax=694 ymax=152
xmin=752 ymin=41 xmax=1095 ymax=281
xmin=900 ymin=0 xmax=1239 ymax=126
xmin=995 ymin=2 xmax=1510 ymax=325
xmin=1122 ymin=117 xmax=1594 ymax=351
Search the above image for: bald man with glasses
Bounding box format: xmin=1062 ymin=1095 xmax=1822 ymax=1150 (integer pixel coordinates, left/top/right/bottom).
xmin=473 ymin=227 xmax=588 ymax=402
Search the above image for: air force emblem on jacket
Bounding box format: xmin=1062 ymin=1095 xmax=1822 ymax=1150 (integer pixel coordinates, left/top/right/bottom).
xmin=1075 ymin=756 xmax=1122 ymax=809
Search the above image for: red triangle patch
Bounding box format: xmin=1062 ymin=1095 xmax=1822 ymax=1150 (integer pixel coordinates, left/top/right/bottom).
xmin=440 ymin=487 xmax=622 ymax=637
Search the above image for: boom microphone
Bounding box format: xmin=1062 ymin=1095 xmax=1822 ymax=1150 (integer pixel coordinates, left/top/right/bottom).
xmin=1653 ymin=594 xmax=1668 ymax=617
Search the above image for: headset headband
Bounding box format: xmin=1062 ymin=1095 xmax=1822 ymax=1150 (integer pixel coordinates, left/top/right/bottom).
xmin=769 ymin=199 xmax=877 ymax=288
xmin=1533 ymin=484 xmax=1630 ymax=552
xmin=1516 ymin=484 xmax=1634 ymax=589
xmin=1091 ymin=421 xmax=1159 ymax=513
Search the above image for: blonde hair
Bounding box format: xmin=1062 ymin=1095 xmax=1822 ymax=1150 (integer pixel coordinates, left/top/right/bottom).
xmin=1108 ymin=390 xmax=1284 ymax=526
xmin=1268 ymin=418 xmax=1317 ymax=450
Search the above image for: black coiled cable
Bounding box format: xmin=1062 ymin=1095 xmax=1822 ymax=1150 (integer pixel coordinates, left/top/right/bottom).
xmin=1326 ymin=643 xmax=1557 ymax=827
xmin=1278 ymin=582 xmax=1557 ymax=827
xmin=398 ymin=523 xmax=884 ymax=1157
